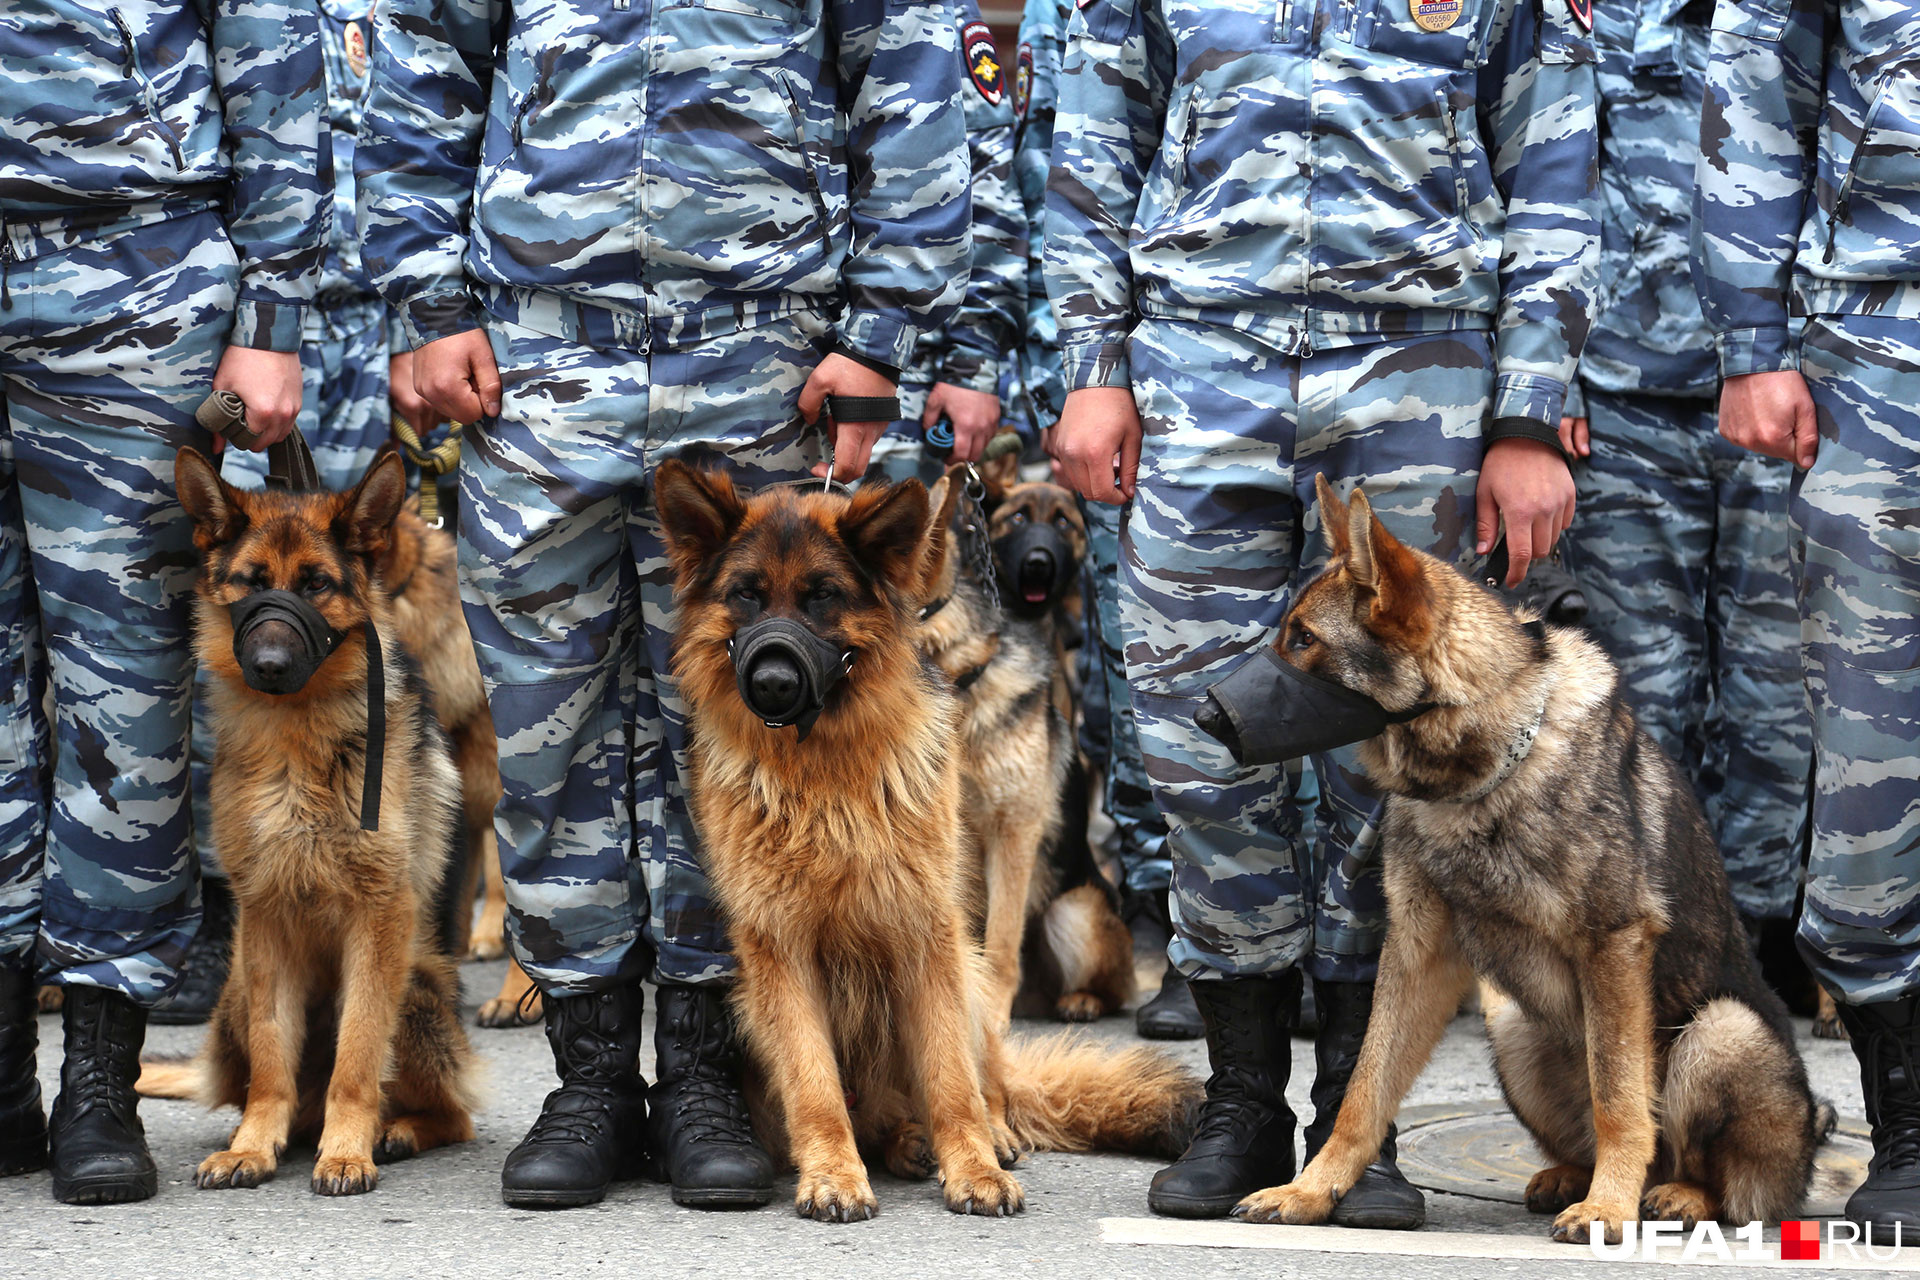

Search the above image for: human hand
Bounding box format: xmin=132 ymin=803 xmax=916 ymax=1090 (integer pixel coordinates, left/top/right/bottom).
xmin=1051 ymin=387 xmax=1142 ymax=504
xmin=800 ymin=353 xmax=898 ymax=482
xmin=211 ymin=347 xmax=303 ymax=449
xmin=1475 ymin=437 xmax=1576 ymax=588
xmin=1719 ymin=370 xmax=1818 ymax=469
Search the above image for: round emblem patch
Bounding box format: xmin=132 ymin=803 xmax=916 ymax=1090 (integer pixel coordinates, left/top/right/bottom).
xmin=1566 ymin=0 xmax=1592 ymax=30
xmin=963 ymin=22 xmax=1004 ymax=108
xmin=1014 ymin=42 xmax=1033 ymax=120
xmin=344 ymin=20 xmax=369 ymax=78
xmin=1409 ymin=0 xmax=1461 ymax=31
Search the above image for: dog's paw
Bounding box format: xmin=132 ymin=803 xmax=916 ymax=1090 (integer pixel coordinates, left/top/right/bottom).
xmin=1054 ymin=991 xmax=1104 ymax=1023
xmin=941 ymin=1162 xmax=1024 ymax=1217
xmin=1232 ymin=1183 xmax=1335 ymax=1225
xmin=475 ymin=994 xmax=541 ymax=1029
xmin=883 ymin=1123 xmax=937 ymax=1181
xmin=1641 ymin=1182 xmax=1716 ymax=1231
xmin=311 ymin=1154 xmax=380 ymax=1196
xmin=990 ymin=1121 xmax=1023 ymax=1170
xmin=1812 ymin=1011 xmax=1849 ymax=1042
xmin=374 ymin=1121 xmax=421 ymax=1165
xmin=195 ymin=1149 xmax=277 ymax=1190
xmin=35 ymin=985 xmax=62 ymax=1014
xmin=1550 ymin=1198 xmax=1632 ymax=1245
xmin=1524 ymin=1164 xmax=1592 ymax=1215
xmin=795 ymin=1166 xmax=877 ymax=1223
xmin=466 ymin=937 xmax=506 ymax=963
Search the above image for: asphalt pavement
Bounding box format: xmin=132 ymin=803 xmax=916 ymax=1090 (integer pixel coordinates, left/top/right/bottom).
xmin=0 ymin=959 xmax=1882 ymax=1280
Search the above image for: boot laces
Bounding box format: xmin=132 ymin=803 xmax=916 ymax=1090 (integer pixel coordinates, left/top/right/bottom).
xmin=663 ymin=998 xmax=755 ymax=1147
xmin=1189 ymin=1064 xmax=1275 ymax=1145
xmin=1863 ymin=1027 xmax=1920 ymax=1172
xmin=62 ymin=1003 xmax=137 ymax=1121
xmin=521 ymin=1086 xmax=615 ymax=1148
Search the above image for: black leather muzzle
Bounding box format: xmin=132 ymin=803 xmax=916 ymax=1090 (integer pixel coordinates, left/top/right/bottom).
xmin=1196 ymin=647 xmax=1432 ymax=767
xmin=229 ymin=589 xmax=346 ymax=695
xmin=729 ymin=617 xmax=855 ymax=742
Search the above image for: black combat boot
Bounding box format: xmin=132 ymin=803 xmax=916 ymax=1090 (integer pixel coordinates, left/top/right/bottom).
xmin=500 ymin=985 xmax=650 ymax=1208
xmin=1124 ymin=888 xmax=1203 ymax=1041
xmin=1835 ymin=996 xmax=1920 ymax=1240
xmin=1148 ymin=971 xmax=1301 ymax=1218
xmin=150 ymin=878 xmax=234 ymax=1026
xmin=1306 ymin=978 xmax=1426 ymax=1229
xmin=0 ymin=963 xmax=46 ymax=1176
xmin=47 ymin=986 xmax=156 ymax=1204
xmin=648 ymin=983 xmax=775 ymax=1208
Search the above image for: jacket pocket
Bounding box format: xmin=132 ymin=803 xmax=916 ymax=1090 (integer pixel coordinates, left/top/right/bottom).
xmin=1709 ymin=0 xmax=1792 ymax=41
xmin=109 ymin=9 xmax=185 ymax=170
xmin=781 ymin=78 xmax=835 ymax=253
xmin=1822 ymin=69 xmax=1901 ymax=263
xmin=1354 ymin=0 xmax=1495 ymax=67
xmin=1070 ymin=0 xmax=1138 ymax=46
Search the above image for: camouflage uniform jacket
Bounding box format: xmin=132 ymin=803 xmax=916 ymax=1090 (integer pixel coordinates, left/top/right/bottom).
xmin=356 ymin=0 xmax=972 ymax=371
xmin=0 ymin=0 xmax=328 ymax=351
xmin=1695 ymin=0 xmax=1920 ymax=378
xmin=1045 ymin=0 xmax=1602 ymax=436
xmin=905 ymin=0 xmax=1025 ymax=396
xmin=1575 ymin=0 xmax=1718 ymax=410
xmin=1013 ymin=0 xmax=1067 ymax=428
xmin=314 ymin=0 xmax=402 ymax=346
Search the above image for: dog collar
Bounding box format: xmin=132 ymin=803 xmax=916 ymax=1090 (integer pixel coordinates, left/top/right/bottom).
xmin=1443 ymin=620 xmax=1550 ymax=806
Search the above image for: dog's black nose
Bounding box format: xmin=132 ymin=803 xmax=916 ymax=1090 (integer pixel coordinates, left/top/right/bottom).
xmin=1019 ymin=547 xmax=1057 ymax=604
xmin=245 ymin=644 xmax=297 ymax=692
xmin=747 ymin=654 xmax=804 ymax=719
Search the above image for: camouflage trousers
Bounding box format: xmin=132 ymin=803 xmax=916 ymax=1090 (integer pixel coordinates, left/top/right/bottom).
xmin=1122 ymin=320 xmax=1482 ymax=984
xmin=192 ymin=296 xmax=396 ymax=879
xmin=1078 ymin=497 xmax=1172 ymax=895
xmin=0 ymin=204 xmax=235 ymax=999
xmin=463 ymin=303 xmax=825 ymax=996
xmin=1560 ymin=389 xmax=1809 ymax=921
xmin=1793 ymin=314 xmax=1920 ymax=1006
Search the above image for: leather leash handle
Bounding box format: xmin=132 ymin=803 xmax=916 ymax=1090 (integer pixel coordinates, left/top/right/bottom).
xmin=194 ymin=391 xmax=322 ymax=491
xmin=823 ymin=393 xmax=900 ymax=423
xmin=194 ymin=390 xmax=262 ymax=450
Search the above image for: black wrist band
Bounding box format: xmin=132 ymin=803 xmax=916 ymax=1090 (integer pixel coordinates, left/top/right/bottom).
xmin=824 ymin=394 xmax=901 ymax=422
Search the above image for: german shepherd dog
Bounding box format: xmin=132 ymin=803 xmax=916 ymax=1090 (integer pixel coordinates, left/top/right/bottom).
xmin=654 ymin=461 xmax=1198 ymax=1221
xmin=1233 ymin=477 xmax=1829 ymax=1244
xmin=916 ymin=470 xmax=1133 ymax=1027
xmin=138 ymin=451 xmax=480 ymax=1195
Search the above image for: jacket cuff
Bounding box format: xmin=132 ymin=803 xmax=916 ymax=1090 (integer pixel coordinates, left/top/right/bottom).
xmin=400 ymin=291 xmax=485 ymax=351
xmin=1715 ymin=326 xmax=1799 ymax=378
xmin=1560 ymin=378 xmax=1586 ymax=421
xmin=836 ymin=311 xmax=919 ymax=373
xmin=387 ymin=311 xmax=409 ymax=355
xmin=1061 ymin=336 xmax=1131 ymax=390
xmin=229 ymin=299 xmax=308 ymax=353
xmin=1491 ymin=372 xmax=1570 ymax=430
xmin=936 ymin=344 xmax=1001 ymax=396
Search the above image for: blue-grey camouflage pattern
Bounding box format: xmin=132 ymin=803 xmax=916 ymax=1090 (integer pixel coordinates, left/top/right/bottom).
xmin=1011 ymin=0 xmax=1067 ymax=432
xmin=459 ymin=315 xmax=828 ymax=995
xmin=1079 ymin=497 xmax=1172 ymax=895
xmin=0 ymin=3 xmax=324 ymax=998
xmin=1558 ymin=1 xmax=1809 ymax=923
xmin=357 ymin=0 xmax=970 ymax=370
xmin=0 ymin=208 xmax=258 ymax=1000
xmin=1562 ymin=391 xmax=1809 ymax=921
xmin=0 ymin=0 xmax=328 ymax=353
xmin=1123 ymin=321 xmax=1486 ymax=984
xmin=1045 ymin=0 xmax=1600 ymax=435
xmin=1698 ymin=0 xmax=1920 ymax=1003
xmin=867 ymin=0 xmax=1026 ymax=483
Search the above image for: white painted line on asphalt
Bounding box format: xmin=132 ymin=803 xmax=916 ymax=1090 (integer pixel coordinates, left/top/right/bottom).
xmin=1097 ymin=1219 xmax=1914 ymax=1270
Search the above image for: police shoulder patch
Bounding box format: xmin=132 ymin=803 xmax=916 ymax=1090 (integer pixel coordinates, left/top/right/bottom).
xmin=1014 ymin=42 xmax=1034 ymax=120
xmin=1566 ymin=0 xmax=1592 ymax=30
xmin=964 ymin=22 xmax=1004 ymax=107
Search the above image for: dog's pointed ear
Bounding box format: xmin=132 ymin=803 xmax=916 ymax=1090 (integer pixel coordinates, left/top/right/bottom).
xmin=339 ymin=450 xmax=408 ymax=558
xmin=977 ymin=441 xmax=1019 ymax=506
xmin=1350 ymin=490 xmax=1432 ymax=639
xmin=175 ymin=447 xmax=248 ymax=551
xmin=655 ymin=460 xmax=747 ymax=584
xmin=1347 ymin=488 xmax=1380 ymax=592
xmin=841 ymin=478 xmax=931 ymax=593
xmin=1315 ymin=473 xmax=1352 ymax=560
xmin=909 ymin=464 xmax=967 ymax=604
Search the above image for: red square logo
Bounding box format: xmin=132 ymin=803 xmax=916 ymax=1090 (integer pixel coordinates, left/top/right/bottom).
xmin=1781 ymin=1221 xmax=1822 ymax=1261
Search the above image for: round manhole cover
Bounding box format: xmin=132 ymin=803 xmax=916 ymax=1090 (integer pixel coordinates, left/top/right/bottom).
xmin=1395 ymin=1103 xmax=1874 ymax=1218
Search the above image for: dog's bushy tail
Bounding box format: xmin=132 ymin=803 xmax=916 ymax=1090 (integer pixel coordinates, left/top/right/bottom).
xmin=1001 ymin=1032 xmax=1200 ymax=1158
xmin=135 ymin=1057 xmax=206 ymax=1102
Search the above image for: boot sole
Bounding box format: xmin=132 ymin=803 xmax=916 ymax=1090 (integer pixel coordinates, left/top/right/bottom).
xmin=1147 ymin=1190 xmax=1249 ymax=1219
xmin=1135 ymin=1018 xmax=1203 ymax=1041
xmin=669 ymin=1184 xmax=776 ymax=1209
xmin=52 ymin=1169 xmax=157 ymax=1205
xmin=501 ymin=1184 xmax=610 ymax=1209
xmin=1330 ymin=1205 xmax=1426 ymax=1231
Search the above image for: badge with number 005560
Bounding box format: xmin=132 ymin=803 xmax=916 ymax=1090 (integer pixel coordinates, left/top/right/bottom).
xmin=1409 ymin=0 xmax=1461 ymax=31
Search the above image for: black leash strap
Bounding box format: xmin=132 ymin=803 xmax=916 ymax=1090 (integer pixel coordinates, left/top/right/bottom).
xmin=823 ymin=393 xmax=900 ymax=423
xmin=359 ymin=619 xmax=385 ymax=833
xmin=265 ymin=426 xmax=322 ymax=492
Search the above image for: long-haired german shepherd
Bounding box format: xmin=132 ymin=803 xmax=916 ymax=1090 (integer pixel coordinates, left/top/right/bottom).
xmin=917 ymin=470 xmax=1133 ymax=1026
xmin=138 ymin=450 xmax=480 ymax=1195
xmin=1232 ymin=476 xmax=1830 ymax=1243
xmin=655 ymin=461 xmax=1198 ymax=1222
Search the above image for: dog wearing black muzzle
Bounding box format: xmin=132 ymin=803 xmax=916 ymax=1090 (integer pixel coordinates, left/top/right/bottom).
xmin=135 ymin=449 xmax=479 ymax=1197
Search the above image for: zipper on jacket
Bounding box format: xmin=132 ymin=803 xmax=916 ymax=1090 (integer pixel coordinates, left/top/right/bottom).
xmin=510 ymin=65 xmax=550 ymax=146
xmin=1438 ymin=90 xmax=1478 ymax=240
xmin=1 ymin=228 xmax=13 ymax=313
xmin=1826 ymin=72 xmax=1894 ymax=265
xmin=111 ymin=10 xmax=186 ymax=170
xmin=782 ymin=79 xmax=834 ymax=253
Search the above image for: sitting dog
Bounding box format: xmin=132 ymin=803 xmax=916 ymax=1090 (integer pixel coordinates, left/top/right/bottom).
xmin=138 ymin=450 xmax=479 ymax=1195
xmin=655 ymin=462 xmax=1198 ymax=1221
xmin=917 ymin=469 xmax=1133 ymax=1026
xmin=1219 ymin=476 xmax=1830 ymax=1244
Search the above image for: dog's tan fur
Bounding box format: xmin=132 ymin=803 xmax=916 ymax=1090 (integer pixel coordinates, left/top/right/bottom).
xmin=655 ymin=461 xmax=1197 ymax=1222
xmin=915 ymin=471 xmax=1132 ymax=1028
xmin=137 ymin=451 xmax=479 ymax=1196
xmin=1237 ymin=476 xmax=1827 ymax=1245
